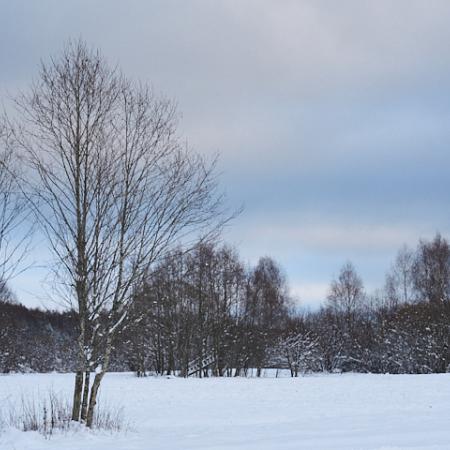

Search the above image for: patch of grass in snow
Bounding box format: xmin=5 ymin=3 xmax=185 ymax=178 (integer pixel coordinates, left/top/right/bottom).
xmin=0 ymin=390 xmax=127 ymax=438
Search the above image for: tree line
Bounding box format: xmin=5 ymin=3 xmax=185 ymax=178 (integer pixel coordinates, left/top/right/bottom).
xmin=1 ymin=234 xmax=449 ymax=377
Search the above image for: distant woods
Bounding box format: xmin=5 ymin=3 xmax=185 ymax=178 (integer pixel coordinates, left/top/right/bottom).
xmin=1 ymin=234 xmax=450 ymax=376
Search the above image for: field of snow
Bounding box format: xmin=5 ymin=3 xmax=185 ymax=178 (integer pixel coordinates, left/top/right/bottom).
xmin=0 ymin=372 xmax=449 ymax=450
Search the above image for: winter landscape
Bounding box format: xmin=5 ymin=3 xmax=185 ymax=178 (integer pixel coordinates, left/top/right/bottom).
xmin=2 ymin=372 xmax=450 ymax=450
xmin=2 ymin=1 xmax=450 ymax=449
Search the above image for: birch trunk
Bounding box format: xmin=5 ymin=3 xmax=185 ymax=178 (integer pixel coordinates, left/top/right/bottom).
xmin=80 ymin=371 xmax=90 ymax=422
xmin=71 ymin=371 xmax=84 ymax=421
xmin=86 ymin=371 xmax=104 ymax=428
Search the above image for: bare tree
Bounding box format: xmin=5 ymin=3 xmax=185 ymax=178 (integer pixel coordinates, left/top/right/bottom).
xmin=327 ymin=262 xmax=365 ymax=317
xmin=412 ymin=233 xmax=450 ymax=304
xmin=244 ymin=257 xmax=290 ymax=376
xmin=0 ymin=119 xmax=31 ymax=289
xmin=384 ymin=245 xmax=415 ymax=307
xmin=277 ymin=331 xmax=321 ymax=377
xmin=11 ymin=41 xmax=230 ymax=427
xmin=183 ymin=243 xmax=244 ymax=377
xmin=326 ymin=261 xmax=365 ymax=363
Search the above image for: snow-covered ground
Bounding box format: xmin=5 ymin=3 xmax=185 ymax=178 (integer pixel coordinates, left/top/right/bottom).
xmin=0 ymin=372 xmax=449 ymax=450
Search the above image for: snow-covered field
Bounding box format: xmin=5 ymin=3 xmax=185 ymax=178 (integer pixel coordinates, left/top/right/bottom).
xmin=0 ymin=372 xmax=449 ymax=450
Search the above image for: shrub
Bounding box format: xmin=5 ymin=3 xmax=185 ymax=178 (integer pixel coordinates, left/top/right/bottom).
xmin=0 ymin=390 xmax=125 ymax=438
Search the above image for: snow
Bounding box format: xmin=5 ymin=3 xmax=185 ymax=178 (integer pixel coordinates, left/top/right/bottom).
xmin=1 ymin=372 xmax=449 ymax=449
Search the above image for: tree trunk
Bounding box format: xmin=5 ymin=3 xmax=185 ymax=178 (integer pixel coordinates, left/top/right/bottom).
xmin=80 ymin=371 xmax=90 ymax=422
xmin=86 ymin=335 xmax=114 ymax=428
xmin=86 ymin=371 xmax=105 ymax=428
xmin=71 ymin=371 xmax=84 ymax=421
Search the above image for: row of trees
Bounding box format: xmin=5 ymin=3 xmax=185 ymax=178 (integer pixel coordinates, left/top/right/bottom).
xmin=0 ymin=300 xmax=78 ymax=373
xmin=124 ymin=234 xmax=450 ymax=376
xmin=302 ymin=233 xmax=450 ymax=374
xmin=0 ymin=245 xmax=291 ymax=377
xmin=123 ymin=244 xmax=290 ymax=377
xmin=1 ymin=234 xmax=450 ymax=378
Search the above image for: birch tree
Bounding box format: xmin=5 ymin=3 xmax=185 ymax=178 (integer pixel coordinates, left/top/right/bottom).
xmin=12 ymin=40 xmax=229 ymax=427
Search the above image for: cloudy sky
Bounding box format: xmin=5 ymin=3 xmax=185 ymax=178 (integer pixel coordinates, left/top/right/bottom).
xmin=2 ymin=0 xmax=450 ymax=308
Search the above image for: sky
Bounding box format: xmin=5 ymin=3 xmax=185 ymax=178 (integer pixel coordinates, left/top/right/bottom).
xmin=2 ymin=0 xmax=450 ymax=309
